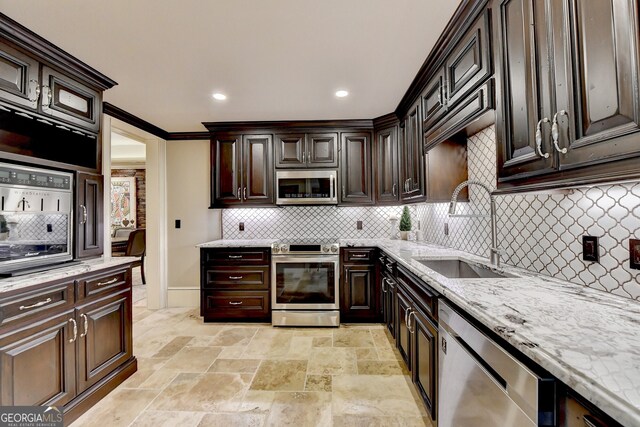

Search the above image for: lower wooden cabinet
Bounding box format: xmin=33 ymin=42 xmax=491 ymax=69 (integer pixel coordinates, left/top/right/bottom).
xmin=381 ymin=273 xmax=396 ymax=339
xmin=0 ymin=310 xmax=77 ymax=407
xmin=200 ymin=248 xmax=271 ymax=322
xmin=396 ymin=284 xmax=413 ymax=366
xmin=0 ymin=263 xmax=136 ymax=423
xmin=340 ymin=248 xmax=378 ymax=322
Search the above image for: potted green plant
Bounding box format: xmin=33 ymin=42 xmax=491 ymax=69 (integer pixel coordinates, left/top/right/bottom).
xmin=399 ymin=206 xmax=412 ymax=240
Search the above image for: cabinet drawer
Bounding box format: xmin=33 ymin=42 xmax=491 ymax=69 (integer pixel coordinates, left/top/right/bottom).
xmin=202 ymin=266 xmax=269 ymax=290
xmin=342 ymin=248 xmax=376 ymax=263
xmin=77 ymin=267 xmax=130 ymax=300
xmin=378 ymin=252 xmax=396 ymax=275
xmin=202 ymin=249 xmax=270 ymax=265
xmin=0 ymin=281 xmax=74 ymax=327
xmin=397 ymin=266 xmax=437 ymax=320
xmin=201 ymin=291 xmax=270 ymax=321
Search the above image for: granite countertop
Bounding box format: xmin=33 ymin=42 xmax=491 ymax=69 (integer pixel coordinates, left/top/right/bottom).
xmin=201 ymin=237 xmax=640 ymax=426
xmin=196 ymin=239 xmax=278 ymax=248
xmin=0 ymin=257 xmax=139 ymax=294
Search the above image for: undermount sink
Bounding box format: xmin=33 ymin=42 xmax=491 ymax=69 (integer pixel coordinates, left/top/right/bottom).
xmin=417 ymin=259 xmax=516 ymax=279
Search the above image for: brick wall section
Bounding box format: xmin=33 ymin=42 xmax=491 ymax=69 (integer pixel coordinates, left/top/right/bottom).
xmin=111 ymin=169 xmax=146 ymax=229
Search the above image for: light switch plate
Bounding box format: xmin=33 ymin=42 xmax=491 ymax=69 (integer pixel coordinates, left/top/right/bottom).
xmin=582 ymin=236 xmax=599 ymax=262
xmin=357 ymin=221 xmax=363 ymax=230
xmin=630 ymin=239 xmax=640 ymax=270
xmin=239 ymin=222 xmax=245 ymax=231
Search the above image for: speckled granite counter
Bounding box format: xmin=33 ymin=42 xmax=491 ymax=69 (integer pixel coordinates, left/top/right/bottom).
xmin=198 ymin=237 xmax=640 ymax=426
xmin=196 ymin=239 xmax=277 ymax=248
xmin=0 ymin=257 xmax=138 ymax=294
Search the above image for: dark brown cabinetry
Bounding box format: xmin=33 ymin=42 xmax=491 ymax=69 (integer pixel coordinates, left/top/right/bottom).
xmin=340 ymin=132 xmax=373 ymax=205
xmin=0 ymin=264 xmax=136 ymax=423
xmin=378 ymin=252 xmax=397 ymax=338
xmin=76 ymin=172 xmax=104 ymax=259
xmin=211 ymin=134 xmax=274 ymax=207
xmin=0 ymin=40 xmax=39 ymax=111
xmin=200 ymin=248 xmax=271 ymax=322
xmin=496 ymin=0 xmax=640 ymax=192
xmin=275 ymin=132 xmax=338 ymax=168
xmin=374 ymin=125 xmax=400 ymax=204
xmin=340 ymin=248 xmax=378 ymax=322
xmin=400 ymin=101 xmax=426 ymax=202
xmin=425 ymin=138 xmax=469 ymax=202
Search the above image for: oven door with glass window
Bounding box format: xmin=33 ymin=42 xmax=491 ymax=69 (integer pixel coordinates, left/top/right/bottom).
xmin=271 ymin=256 xmax=339 ymax=310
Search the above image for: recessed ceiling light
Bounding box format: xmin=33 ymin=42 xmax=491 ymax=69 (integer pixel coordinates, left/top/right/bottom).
xmin=335 ymin=90 xmax=349 ymax=98
xmin=212 ymin=93 xmax=227 ymax=100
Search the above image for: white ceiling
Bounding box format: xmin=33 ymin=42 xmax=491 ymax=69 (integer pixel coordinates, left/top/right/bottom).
xmin=0 ymin=0 xmax=461 ymax=132
xmin=111 ymin=132 xmax=146 ymax=163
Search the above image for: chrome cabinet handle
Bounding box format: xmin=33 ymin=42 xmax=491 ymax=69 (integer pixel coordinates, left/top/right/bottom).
xmin=19 ymin=298 xmax=52 ymax=311
xmin=69 ymin=318 xmax=77 ymax=343
xmin=407 ymin=177 xmax=413 ymax=190
xmin=535 ymin=117 xmax=550 ymax=159
xmin=381 ymin=278 xmax=388 ymax=293
xmin=330 ymin=174 xmax=335 ymax=200
xmin=404 ymin=309 xmax=409 ymax=329
xmin=243 ymin=187 xmax=247 ymax=200
xmin=80 ymin=204 xmax=87 ymax=225
xmin=24 ymin=252 xmax=41 ymax=257
xmin=97 ymin=277 xmax=118 ymax=287
xmin=237 ymin=187 xmax=242 ymax=200
xmin=301 ymin=152 xmax=305 ymax=163
xmin=41 ymin=85 xmax=52 ymax=108
xmin=379 ymin=256 xmax=385 ymax=263
xmin=386 ymin=262 xmax=394 ymax=269
xmin=307 ymin=152 xmax=311 ymax=163
xmin=80 ymin=313 xmax=88 ymax=338
xmin=342 ymin=185 xmax=346 ymax=199
xmin=28 ymin=79 xmax=41 ymax=103
xmin=392 ymin=183 xmax=397 ymax=197
xmin=352 ymin=254 xmax=367 ymax=258
xmin=228 ymin=275 xmax=243 ymax=280
xmin=229 ymin=301 xmax=243 ymax=305
xmin=551 ymin=110 xmax=568 ymax=154
xmin=407 ymin=309 xmax=415 ymax=334
xmin=228 ymin=255 xmax=243 ymax=259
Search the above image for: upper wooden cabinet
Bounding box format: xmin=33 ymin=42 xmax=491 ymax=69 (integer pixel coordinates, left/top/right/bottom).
xmin=76 ymin=172 xmax=104 ymax=259
xmin=211 ymin=133 xmax=274 ymax=207
xmin=0 ymin=40 xmax=39 ymax=111
xmin=400 ymin=101 xmax=426 ymax=202
xmin=496 ymin=0 xmax=640 ymax=192
xmin=340 ymin=132 xmax=374 ymax=205
xmin=275 ymin=132 xmax=338 ymax=168
xmin=375 ymin=125 xmax=400 ymax=204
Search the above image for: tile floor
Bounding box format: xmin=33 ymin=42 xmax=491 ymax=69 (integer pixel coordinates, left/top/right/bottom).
xmin=71 ymin=270 xmax=429 ymax=426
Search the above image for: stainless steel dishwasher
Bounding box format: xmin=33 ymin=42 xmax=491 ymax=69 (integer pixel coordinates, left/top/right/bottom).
xmin=438 ymin=301 xmax=556 ymax=427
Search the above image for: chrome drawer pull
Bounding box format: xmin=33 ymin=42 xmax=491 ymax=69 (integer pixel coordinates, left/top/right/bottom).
xmin=229 ymin=276 xmax=243 ymax=280
xmin=352 ymin=254 xmax=367 ymax=258
xmin=551 ymin=110 xmax=568 ymax=154
xmin=228 ymin=255 xmax=243 ymax=259
xmin=229 ymin=301 xmax=243 ymax=305
xmin=386 ymin=262 xmax=394 ymax=269
xmin=24 ymin=252 xmax=41 ymax=257
xmin=80 ymin=314 xmax=88 ymax=338
xmin=68 ymin=318 xmax=77 ymax=343
xmin=19 ymin=298 xmax=52 ymax=310
xmin=96 ymin=277 xmax=118 ymax=287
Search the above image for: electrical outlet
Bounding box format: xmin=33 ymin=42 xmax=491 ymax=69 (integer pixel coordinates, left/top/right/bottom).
xmin=444 ymin=223 xmax=449 ymax=236
xmin=582 ymin=236 xmax=599 ymax=262
xmin=357 ymin=221 xmax=363 ymax=230
xmin=239 ymin=222 xmax=245 ymax=231
xmin=46 ymin=224 xmax=53 ymax=232
xmin=630 ymin=239 xmax=640 ymax=270
xmin=175 ymin=219 xmax=181 ymax=229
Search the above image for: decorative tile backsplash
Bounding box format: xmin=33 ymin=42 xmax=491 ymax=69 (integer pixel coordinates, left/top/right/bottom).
xmin=417 ymin=126 xmax=640 ymax=301
xmin=222 ymin=205 xmax=408 ymax=240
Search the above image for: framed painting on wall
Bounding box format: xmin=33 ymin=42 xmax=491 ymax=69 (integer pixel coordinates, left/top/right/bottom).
xmin=111 ymin=176 xmax=136 ymax=228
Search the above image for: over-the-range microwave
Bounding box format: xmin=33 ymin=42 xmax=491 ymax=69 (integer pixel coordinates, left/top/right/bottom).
xmin=275 ymin=170 xmax=337 ymax=205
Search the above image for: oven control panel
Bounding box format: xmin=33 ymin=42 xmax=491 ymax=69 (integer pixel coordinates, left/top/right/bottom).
xmin=271 ymin=242 xmax=339 ymax=255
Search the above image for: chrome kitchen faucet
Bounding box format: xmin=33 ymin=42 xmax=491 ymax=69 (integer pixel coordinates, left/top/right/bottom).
xmin=448 ymin=180 xmax=501 ymax=266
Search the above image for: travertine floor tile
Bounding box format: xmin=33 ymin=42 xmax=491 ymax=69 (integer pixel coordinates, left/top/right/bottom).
xmin=333 ymin=414 xmax=429 ymax=427
xmin=199 ymin=412 xmax=267 ymax=427
xmin=152 ymin=336 xmax=194 ymax=358
xmin=209 ymin=327 xmax=258 ymax=346
xmin=357 ymin=360 xmax=408 ymax=375
xmin=332 ymin=375 xmax=425 ymax=417
xmin=265 ymin=392 xmax=332 ymax=427
xmin=130 ymin=410 xmax=204 ymax=427
xmin=71 ymin=388 xmax=159 ymax=427
xmin=250 ymin=360 xmax=307 ymax=391
xmin=162 ymin=346 xmax=222 ymax=372
xmin=209 ymin=358 xmax=261 ymax=373
xmin=307 ymin=347 xmax=357 ymax=375
xmin=333 ymin=329 xmax=375 ymax=347
xmin=355 ymin=348 xmax=379 ymax=360
xmin=305 ymin=374 xmax=332 ymax=392
xmin=150 ymin=372 xmax=251 ymax=412
xmin=312 ymin=336 xmax=332 ymax=347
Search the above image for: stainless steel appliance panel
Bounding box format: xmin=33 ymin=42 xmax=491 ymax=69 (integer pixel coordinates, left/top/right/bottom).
xmin=276 ymin=170 xmax=337 ymax=205
xmin=271 ymin=255 xmax=339 ymax=310
xmin=438 ymin=301 xmax=555 ymax=427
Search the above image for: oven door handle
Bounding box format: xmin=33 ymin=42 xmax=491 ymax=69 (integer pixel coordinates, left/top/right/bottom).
xmin=330 ymin=173 xmax=335 ymax=201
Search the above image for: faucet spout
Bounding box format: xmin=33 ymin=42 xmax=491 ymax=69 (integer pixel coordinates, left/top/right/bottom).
xmin=448 ymin=180 xmax=501 ymax=266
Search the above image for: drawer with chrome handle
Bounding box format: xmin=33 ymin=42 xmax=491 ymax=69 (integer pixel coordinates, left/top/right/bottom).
xmin=201 ymin=249 xmax=270 ymax=265
xmin=203 ymin=266 xmax=269 ymax=290
xmin=0 ymin=281 xmax=74 ymax=327
xmin=78 ymin=268 xmax=129 ymax=300
xmin=342 ymin=248 xmax=376 ymax=262
xmin=201 ymin=290 xmax=270 ymax=320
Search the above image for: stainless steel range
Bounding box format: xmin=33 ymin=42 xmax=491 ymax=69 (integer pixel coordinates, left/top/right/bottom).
xmin=271 ymin=238 xmax=340 ymax=327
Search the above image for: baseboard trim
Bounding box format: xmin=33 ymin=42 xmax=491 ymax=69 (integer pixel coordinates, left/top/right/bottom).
xmin=167 ymin=287 xmax=200 ymax=307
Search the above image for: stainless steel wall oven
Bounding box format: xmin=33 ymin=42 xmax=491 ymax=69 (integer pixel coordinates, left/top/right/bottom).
xmin=271 ymin=239 xmax=340 ymax=326
xmin=0 ymin=162 xmax=74 ymax=275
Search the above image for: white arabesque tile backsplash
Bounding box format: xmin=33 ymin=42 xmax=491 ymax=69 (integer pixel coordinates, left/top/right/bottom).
xmin=222 ymin=125 xmax=640 ymax=301
xmin=417 ymin=126 xmax=640 ymax=301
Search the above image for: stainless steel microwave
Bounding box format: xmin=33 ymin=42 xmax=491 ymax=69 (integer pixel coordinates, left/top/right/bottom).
xmin=276 ymin=170 xmax=337 ymax=205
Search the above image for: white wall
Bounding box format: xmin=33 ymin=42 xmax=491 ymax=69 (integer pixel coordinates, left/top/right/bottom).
xmin=166 ymin=139 xmax=221 ymax=307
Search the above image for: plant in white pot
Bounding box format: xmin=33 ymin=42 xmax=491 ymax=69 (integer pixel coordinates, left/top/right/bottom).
xmin=399 ymin=206 xmax=412 ymax=240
